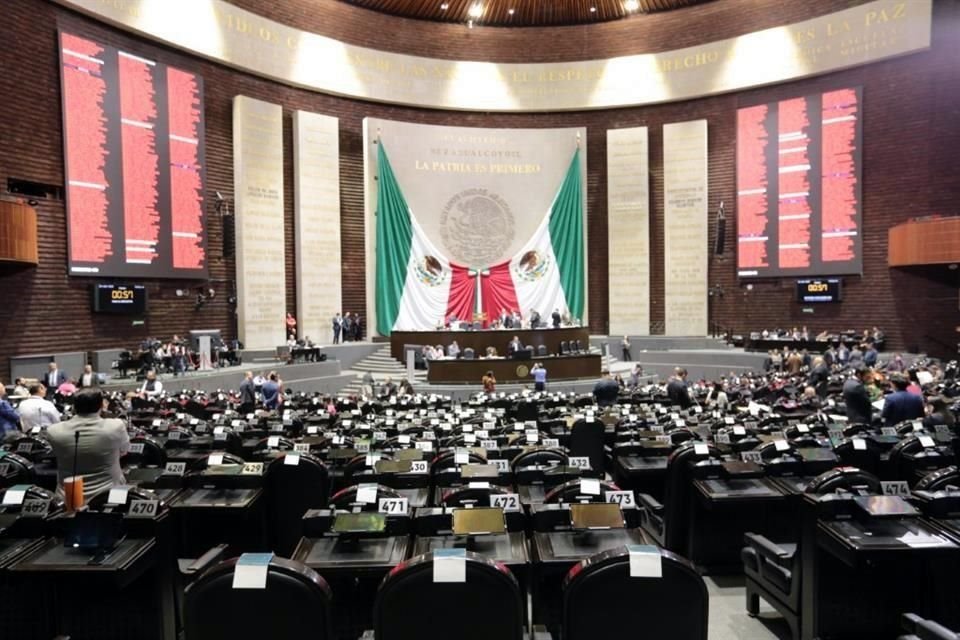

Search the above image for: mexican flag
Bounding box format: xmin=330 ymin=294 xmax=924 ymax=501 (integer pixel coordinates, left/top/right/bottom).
xmin=375 ymin=142 xmax=584 ymax=335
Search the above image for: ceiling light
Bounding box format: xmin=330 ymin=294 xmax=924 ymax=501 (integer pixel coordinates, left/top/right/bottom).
xmin=590 ymin=6 xmax=597 ymax=12
xmin=624 ymin=0 xmax=640 ymax=11
xmin=440 ymin=2 xmax=448 ymax=9
xmin=508 ymin=8 xmax=515 ymax=15
xmin=467 ymin=3 xmax=483 ymax=19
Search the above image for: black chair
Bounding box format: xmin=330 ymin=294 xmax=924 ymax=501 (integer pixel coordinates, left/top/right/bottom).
xmin=441 ymin=484 xmax=506 ymax=508
xmin=889 ymin=436 xmax=951 ymax=485
xmin=638 ymin=442 xmax=723 ymax=553
xmin=125 ymin=434 xmax=167 ymax=468
xmin=0 ymin=452 xmax=36 ymax=488
xmin=559 ymin=341 xmax=569 ymax=355
xmin=898 ymin=612 xmax=960 ymax=640
xmin=544 ymin=478 xmax=620 ymax=504
xmin=372 ymin=551 xmax=524 ymax=640
xmin=265 ymin=453 xmax=330 ymax=556
xmin=569 ymin=418 xmax=605 ymax=476
xmin=833 ymin=437 xmax=882 ymax=476
xmin=742 ymin=467 xmax=881 ymax=640
xmin=563 ymin=547 xmax=708 ymax=640
xmin=575 ymin=340 xmax=585 ymax=353
xmin=184 ymin=556 xmax=333 ymax=640
xmin=916 ymin=466 xmax=960 ymax=491
xmin=330 ymin=484 xmax=401 ymax=512
xmin=463 ymin=348 xmax=475 ymax=360
xmin=192 ymin=451 xmax=246 ymax=471
xmin=536 ymin=344 xmax=548 ymax=357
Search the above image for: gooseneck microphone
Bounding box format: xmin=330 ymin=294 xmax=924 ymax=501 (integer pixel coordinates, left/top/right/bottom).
xmin=72 ymin=429 xmax=80 ymax=487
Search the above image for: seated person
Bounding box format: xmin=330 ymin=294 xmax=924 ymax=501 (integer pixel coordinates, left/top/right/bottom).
xmin=47 ymin=389 xmax=130 ymax=501
xmin=485 ymin=346 xmax=499 ymax=358
xmin=138 ymin=370 xmax=163 ymax=399
xmin=379 ymin=377 xmax=398 ymax=397
xmin=507 ymin=336 xmax=524 ymax=355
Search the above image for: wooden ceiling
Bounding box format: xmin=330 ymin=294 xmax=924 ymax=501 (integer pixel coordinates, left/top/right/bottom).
xmin=341 ymin=0 xmax=716 ymax=27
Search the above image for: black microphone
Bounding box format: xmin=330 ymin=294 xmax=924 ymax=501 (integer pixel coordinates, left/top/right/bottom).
xmin=72 ymin=429 xmax=81 ymax=488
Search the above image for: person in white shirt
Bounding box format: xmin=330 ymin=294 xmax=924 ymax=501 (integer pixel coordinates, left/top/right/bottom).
xmin=17 ymin=384 xmax=61 ymax=431
xmin=138 ymin=370 xmax=163 ymax=398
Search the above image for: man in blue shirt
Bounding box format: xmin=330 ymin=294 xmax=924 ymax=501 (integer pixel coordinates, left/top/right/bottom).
xmin=532 ymin=363 xmax=547 ymax=392
xmin=261 ymin=372 xmax=282 ymax=411
xmin=881 ymin=374 xmax=925 ymax=427
xmin=0 ymin=384 xmax=21 ymax=439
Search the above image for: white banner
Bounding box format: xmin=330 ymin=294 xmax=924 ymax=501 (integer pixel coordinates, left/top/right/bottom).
xmin=293 ymin=111 xmax=341 ymax=345
xmin=234 ymin=96 xmax=285 ymax=349
xmin=663 ymin=120 xmax=708 ymax=337
xmin=607 ymin=127 xmax=650 ymax=336
xmin=55 ymin=0 xmax=931 ymax=112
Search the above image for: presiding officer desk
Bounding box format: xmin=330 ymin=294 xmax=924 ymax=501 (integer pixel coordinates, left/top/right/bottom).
xmin=390 ymin=327 xmax=590 ymax=362
xmin=427 ymin=353 xmax=601 ymax=384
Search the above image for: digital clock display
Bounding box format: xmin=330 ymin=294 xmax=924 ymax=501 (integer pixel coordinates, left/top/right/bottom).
xmin=92 ymin=284 xmax=148 ymax=314
xmin=796 ymin=278 xmax=842 ymax=303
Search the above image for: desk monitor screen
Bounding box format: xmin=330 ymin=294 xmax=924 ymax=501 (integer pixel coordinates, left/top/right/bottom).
xmin=854 ymin=496 xmax=920 ymax=518
xmin=327 ymin=448 xmax=357 ymax=460
xmin=375 ymin=460 xmax=412 ymax=474
xmin=395 ymin=449 xmax=424 ymax=462
xmin=798 ymin=448 xmax=838 ymax=462
xmin=332 ymin=512 xmax=387 ymax=534
xmin=204 ymin=464 xmax=242 ymax=476
xmin=65 ymin=511 xmax=124 ymax=550
xmin=570 ymin=503 xmax=625 ymax=530
xmin=452 ymin=507 xmax=506 ymax=536
xmin=461 ymin=464 xmax=499 ymax=479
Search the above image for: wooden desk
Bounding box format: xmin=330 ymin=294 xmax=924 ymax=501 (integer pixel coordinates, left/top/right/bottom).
xmin=390 ymin=327 xmax=589 ymax=362
xmin=888 ymin=217 xmax=960 ymax=266
xmin=426 ymin=353 xmax=601 ymax=384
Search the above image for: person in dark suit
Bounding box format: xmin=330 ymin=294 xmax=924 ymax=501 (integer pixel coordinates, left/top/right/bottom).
xmin=666 ymin=368 xmax=692 ymax=409
xmin=551 ymin=308 xmax=561 ymax=329
xmin=842 ymin=367 xmax=873 ymax=425
xmin=77 ymin=364 xmax=99 ymax=389
xmin=881 ymin=374 xmax=925 ymax=427
xmin=593 ymin=371 xmax=620 ymax=408
xmin=238 ymin=371 xmax=256 ymax=414
xmin=806 ymin=356 xmax=830 ymax=398
xmin=529 ymin=310 xmax=541 ymax=329
xmin=332 ymin=313 xmax=342 ymax=344
xmin=507 ymin=336 xmax=523 ymax=356
xmin=42 ymin=362 xmax=68 ymax=399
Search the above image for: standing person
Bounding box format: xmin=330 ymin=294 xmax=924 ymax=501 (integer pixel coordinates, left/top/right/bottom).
xmin=551 ymin=308 xmax=561 ymax=329
xmin=482 ymin=371 xmax=497 ymax=394
xmin=0 ymin=384 xmax=21 ymax=439
xmin=18 ymin=384 xmax=61 ymax=431
xmin=621 ymin=335 xmax=632 ymax=361
xmin=807 ymin=356 xmax=830 ymax=398
xmin=706 ymin=382 xmax=729 ymax=410
xmin=46 ymin=389 xmax=130 ymax=501
xmin=529 ymin=310 xmax=541 ymax=329
xmin=666 ymin=368 xmax=692 ymax=409
xmin=261 ymin=372 xmax=282 ymax=411
xmin=42 ymin=362 xmax=67 ymax=399
xmin=342 ymin=313 xmax=353 ymax=343
xmin=238 ymin=371 xmax=256 ymax=415
xmin=285 ymin=312 xmax=297 ymax=339
xmin=354 ymin=314 xmax=364 ymax=341
xmin=332 ymin=313 xmax=343 ymax=344
xmin=532 ymin=362 xmax=547 ymax=392
xmin=593 ymin=371 xmax=620 ymax=408
xmin=447 ymin=340 xmax=461 ymax=359
xmin=842 ymin=367 xmax=873 ymax=425
xmin=77 ymin=364 xmax=98 ymax=389
xmin=881 ymin=374 xmax=925 ymax=427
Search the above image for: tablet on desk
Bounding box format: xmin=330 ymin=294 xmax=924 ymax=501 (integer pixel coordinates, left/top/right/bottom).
xmin=854 ymin=495 xmax=920 ymax=518
xmin=327 ymin=448 xmax=357 ymax=460
xmin=332 ymin=512 xmax=387 ymax=534
xmin=395 ymin=449 xmax=424 ymax=462
xmin=374 ymin=460 xmax=412 ymax=474
xmin=64 ymin=511 xmax=124 ymax=551
xmin=452 ymin=507 xmax=506 ymax=536
xmin=569 ymin=503 xmax=624 ymax=531
xmin=460 ymin=464 xmax=499 ymax=479
xmin=797 ymin=448 xmax=838 ymax=462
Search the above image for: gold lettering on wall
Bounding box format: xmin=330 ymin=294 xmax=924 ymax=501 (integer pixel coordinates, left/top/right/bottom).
xmin=60 ymin=0 xmax=931 ymax=112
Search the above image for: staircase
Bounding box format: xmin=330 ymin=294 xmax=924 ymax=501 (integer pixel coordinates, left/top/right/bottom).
xmin=338 ymin=345 xmax=428 ymax=397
